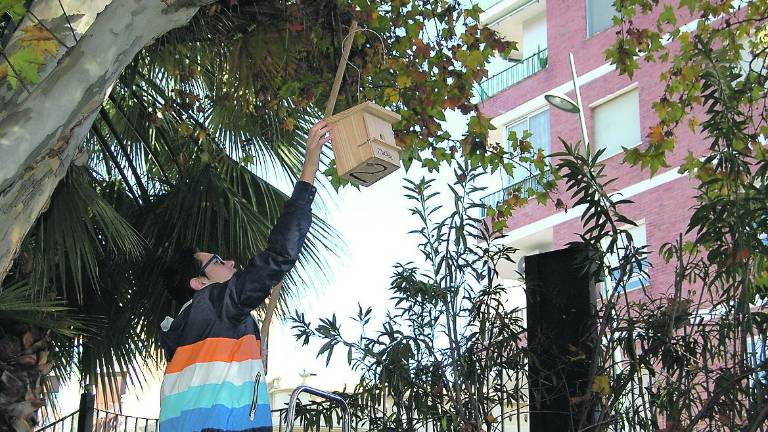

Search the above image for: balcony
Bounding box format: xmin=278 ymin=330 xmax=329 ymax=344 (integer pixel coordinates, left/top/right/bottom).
xmin=477 ymin=0 xmax=506 ymax=10
xmin=480 ymin=170 xmax=552 ymax=217
xmin=478 ymin=48 xmax=548 ymax=101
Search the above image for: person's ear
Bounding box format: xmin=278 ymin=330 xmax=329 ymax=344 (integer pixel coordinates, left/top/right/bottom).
xmin=190 ymin=276 xmax=208 ymax=291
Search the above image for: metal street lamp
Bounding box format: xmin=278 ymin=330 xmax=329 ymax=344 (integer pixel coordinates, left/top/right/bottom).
xmin=545 ymin=52 xmax=590 ymax=151
xmin=544 ymin=91 xmax=579 ymax=113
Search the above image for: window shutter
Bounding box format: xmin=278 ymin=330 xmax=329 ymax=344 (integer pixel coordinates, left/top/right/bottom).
xmin=593 ymin=88 xmax=641 ymax=159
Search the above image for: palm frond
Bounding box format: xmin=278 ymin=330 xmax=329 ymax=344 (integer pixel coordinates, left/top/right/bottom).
xmin=0 ymin=280 xmax=96 ymax=338
xmin=28 ymin=166 xmax=144 ymax=302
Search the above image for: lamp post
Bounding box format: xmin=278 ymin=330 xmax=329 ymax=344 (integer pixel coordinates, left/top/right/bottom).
xmin=544 ymin=54 xmax=599 ymax=368
xmin=544 ymin=52 xmax=590 ymax=152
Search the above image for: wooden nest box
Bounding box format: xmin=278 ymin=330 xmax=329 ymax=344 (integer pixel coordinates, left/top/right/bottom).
xmin=326 ymin=102 xmax=402 ymax=187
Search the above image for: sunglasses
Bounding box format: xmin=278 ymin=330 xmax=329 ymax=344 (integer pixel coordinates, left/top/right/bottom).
xmin=199 ymin=254 xmax=224 ymax=277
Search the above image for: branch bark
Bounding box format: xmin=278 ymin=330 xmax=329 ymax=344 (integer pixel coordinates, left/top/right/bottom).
xmin=0 ymin=0 xmax=215 ymax=284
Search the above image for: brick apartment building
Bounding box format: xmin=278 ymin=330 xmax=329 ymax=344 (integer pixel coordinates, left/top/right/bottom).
xmin=476 ymin=0 xmax=707 ymax=307
xmin=475 ymin=1 xmax=767 ymax=429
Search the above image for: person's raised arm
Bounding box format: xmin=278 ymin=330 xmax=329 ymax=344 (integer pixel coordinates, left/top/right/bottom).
xmin=225 ymin=120 xmax=332 ymax=317
xmin=299 ymin=120 xmax=332 ymax=185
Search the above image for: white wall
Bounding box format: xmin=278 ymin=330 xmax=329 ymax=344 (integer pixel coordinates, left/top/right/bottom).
xmin=522 ymin=12 xmax=547 ymax=58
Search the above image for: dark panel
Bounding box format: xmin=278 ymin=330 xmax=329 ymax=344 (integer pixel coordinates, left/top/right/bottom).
xmin=525 ymin=247 xmax=596 ymax=432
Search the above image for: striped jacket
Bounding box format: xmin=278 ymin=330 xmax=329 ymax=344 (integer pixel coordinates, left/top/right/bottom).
xmin=159 ymin=181 xmax=316 ymax=431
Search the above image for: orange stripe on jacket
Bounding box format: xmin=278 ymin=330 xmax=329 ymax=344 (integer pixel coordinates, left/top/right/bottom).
xmin=165 ymin=335 xmax=261 ymax=374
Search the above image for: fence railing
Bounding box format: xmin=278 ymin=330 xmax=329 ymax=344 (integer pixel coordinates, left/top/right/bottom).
xmin=480 ymin=170 xmax=551 ymax=218
xmin=478 ymin=48 xmax=548 ymax=101
xmin=36 ymin=410 xmax=78 ymax=432
xmin=39 ymin=387 xmax=530 ymax=432
xmin=92 ymin=409 xmax=158 ymax=432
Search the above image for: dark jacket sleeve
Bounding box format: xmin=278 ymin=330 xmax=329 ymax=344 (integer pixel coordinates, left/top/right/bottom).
xmin=225 ymin=181 xmax=316 ymax=320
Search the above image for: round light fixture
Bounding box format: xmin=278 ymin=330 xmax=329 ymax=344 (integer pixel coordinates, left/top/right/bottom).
xmin=544 ymin=92 xmax=580 ymax=113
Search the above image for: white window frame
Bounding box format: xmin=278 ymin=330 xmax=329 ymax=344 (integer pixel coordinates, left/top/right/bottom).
xmin=503 ymin=106 xmax=551 ymax=185
xmin=585 ymin=0 xmax=618 ymax=38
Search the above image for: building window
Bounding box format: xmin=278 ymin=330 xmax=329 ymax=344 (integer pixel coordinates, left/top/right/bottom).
xmin=602 ymin=223 xmax=649 ymax=293
xmin=586 ymin=0 xmax=619 ymax=37
xmin=504 ymin=108 xmax=550 ymax=187
xmin=592 ymin=87 xmax=641 ymax=160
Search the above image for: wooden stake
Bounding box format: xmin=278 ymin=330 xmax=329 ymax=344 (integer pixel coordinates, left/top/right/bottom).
xmin=259 ymin=20 xmax=359 ymax=376
xmin=325 ymin=20 xmax=359 ymax=118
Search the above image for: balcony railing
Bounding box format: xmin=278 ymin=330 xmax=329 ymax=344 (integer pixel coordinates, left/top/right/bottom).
xmin=478 ymin=48 xmax=548 ymax=101
xmin=477 ymin=0 xmax=505 ymax=10
xmin=480 ymin=170 xmax=551 ymax=217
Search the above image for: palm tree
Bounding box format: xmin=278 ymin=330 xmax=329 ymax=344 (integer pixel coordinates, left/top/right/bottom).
xmin=1 ymin=1 xmax=347 ymax=429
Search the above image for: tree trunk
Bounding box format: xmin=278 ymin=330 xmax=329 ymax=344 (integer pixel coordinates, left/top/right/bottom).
xmin=0 ymin=323 xmax=50 ymax=432
xmin=0 ymin=0 xmax=215 ymax=285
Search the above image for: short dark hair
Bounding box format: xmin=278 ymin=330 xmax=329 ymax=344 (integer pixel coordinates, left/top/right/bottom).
xmin=164 ymin=246 xmax=200 ymax=305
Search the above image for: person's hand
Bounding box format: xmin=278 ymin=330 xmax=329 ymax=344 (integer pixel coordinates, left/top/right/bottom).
xmin=300 ymin=120 xmax=333 ymax=184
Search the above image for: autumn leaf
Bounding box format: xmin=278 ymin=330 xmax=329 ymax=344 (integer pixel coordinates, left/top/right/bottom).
xmin=21 ymin=25 xmax=54 ymax=42
xmin=19 ymin=25 xmax=58 ymax=59
xmin=592 ymin=375 xmax=611 ymax=398
xmin=21 ymin=38 xmax=58 ymax=58
xmin=442 ymin=97 xmax=462 ymax=109
xmin=383 ymin=87 xmax=400 ymax=103
xmin=178 ymin=122 xmax=193 ymax=137
xmin=396 ymin=74 xmax=412 ymax=88
xmin=287 ymin=23 xmax=304 ymax=32
xmin=647 ymin=124 xmax=665 ymax=145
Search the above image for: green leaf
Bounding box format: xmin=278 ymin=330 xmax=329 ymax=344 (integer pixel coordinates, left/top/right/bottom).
xmin=0 ymin=0 xmax=26 ymax=22
xmin=5 ymin=47 xmax=44 ymax=87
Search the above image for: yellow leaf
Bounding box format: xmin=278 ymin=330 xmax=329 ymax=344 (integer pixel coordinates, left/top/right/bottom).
xmin=592 ymin=375 xmax=611 ymax=398
xmin=687 ymin=116 xmax=699 ymax=132
xmin=396 ymin=75 xmax=412 ymax=88
xmin=0 ymin=64 xmax=7 ymax=81
xmin=22 ymin=39 xmax=58 ymax=57
xmin=384 ymin=87 xmax=399 ymax=103
xmin=20 ymin=25 xmax=59 ymax=58
xmin=21 ymin=25 xmax=54 ymax=42
xmin=647 ymin=124 xmax=665 ymax=145
xmin=178 ymin=122 xmax=193 ymax=137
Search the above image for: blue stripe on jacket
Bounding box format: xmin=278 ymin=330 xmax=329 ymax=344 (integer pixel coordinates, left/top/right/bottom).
xmin=159 ymin=402 xmax=272 ymax=431
xmin=161 ymin=380 xmax=268 ymax=422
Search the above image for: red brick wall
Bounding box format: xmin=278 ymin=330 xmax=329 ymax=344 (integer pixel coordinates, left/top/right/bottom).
xmin=551 ymin=175 xmax=699 ymax=301
xmin=481 ymin=0 xmax=708 ymax=302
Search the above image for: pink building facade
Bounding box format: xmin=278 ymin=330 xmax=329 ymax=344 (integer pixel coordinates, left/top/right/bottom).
xmin=477 ymin=0 xmax=707 ymax=304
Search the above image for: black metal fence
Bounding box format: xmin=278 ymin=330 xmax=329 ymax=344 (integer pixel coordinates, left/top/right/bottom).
xmin=37 ymin=387 xmax=531 ymax=432
xmin=35 ymin=410 xmax=78 ymax=432
xmin=36 ymin=392 xmax=159 ymax=432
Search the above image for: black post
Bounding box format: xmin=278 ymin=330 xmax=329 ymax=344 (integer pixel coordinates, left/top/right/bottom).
xmin=76 ymin=388 xmax=95 ymax=432
xmin=525 ymin=248 xmax=596 ymax=432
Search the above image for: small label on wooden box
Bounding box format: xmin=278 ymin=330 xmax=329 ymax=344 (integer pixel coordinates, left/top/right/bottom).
xmin=371 ymin=142 xmax=398 ymax=165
